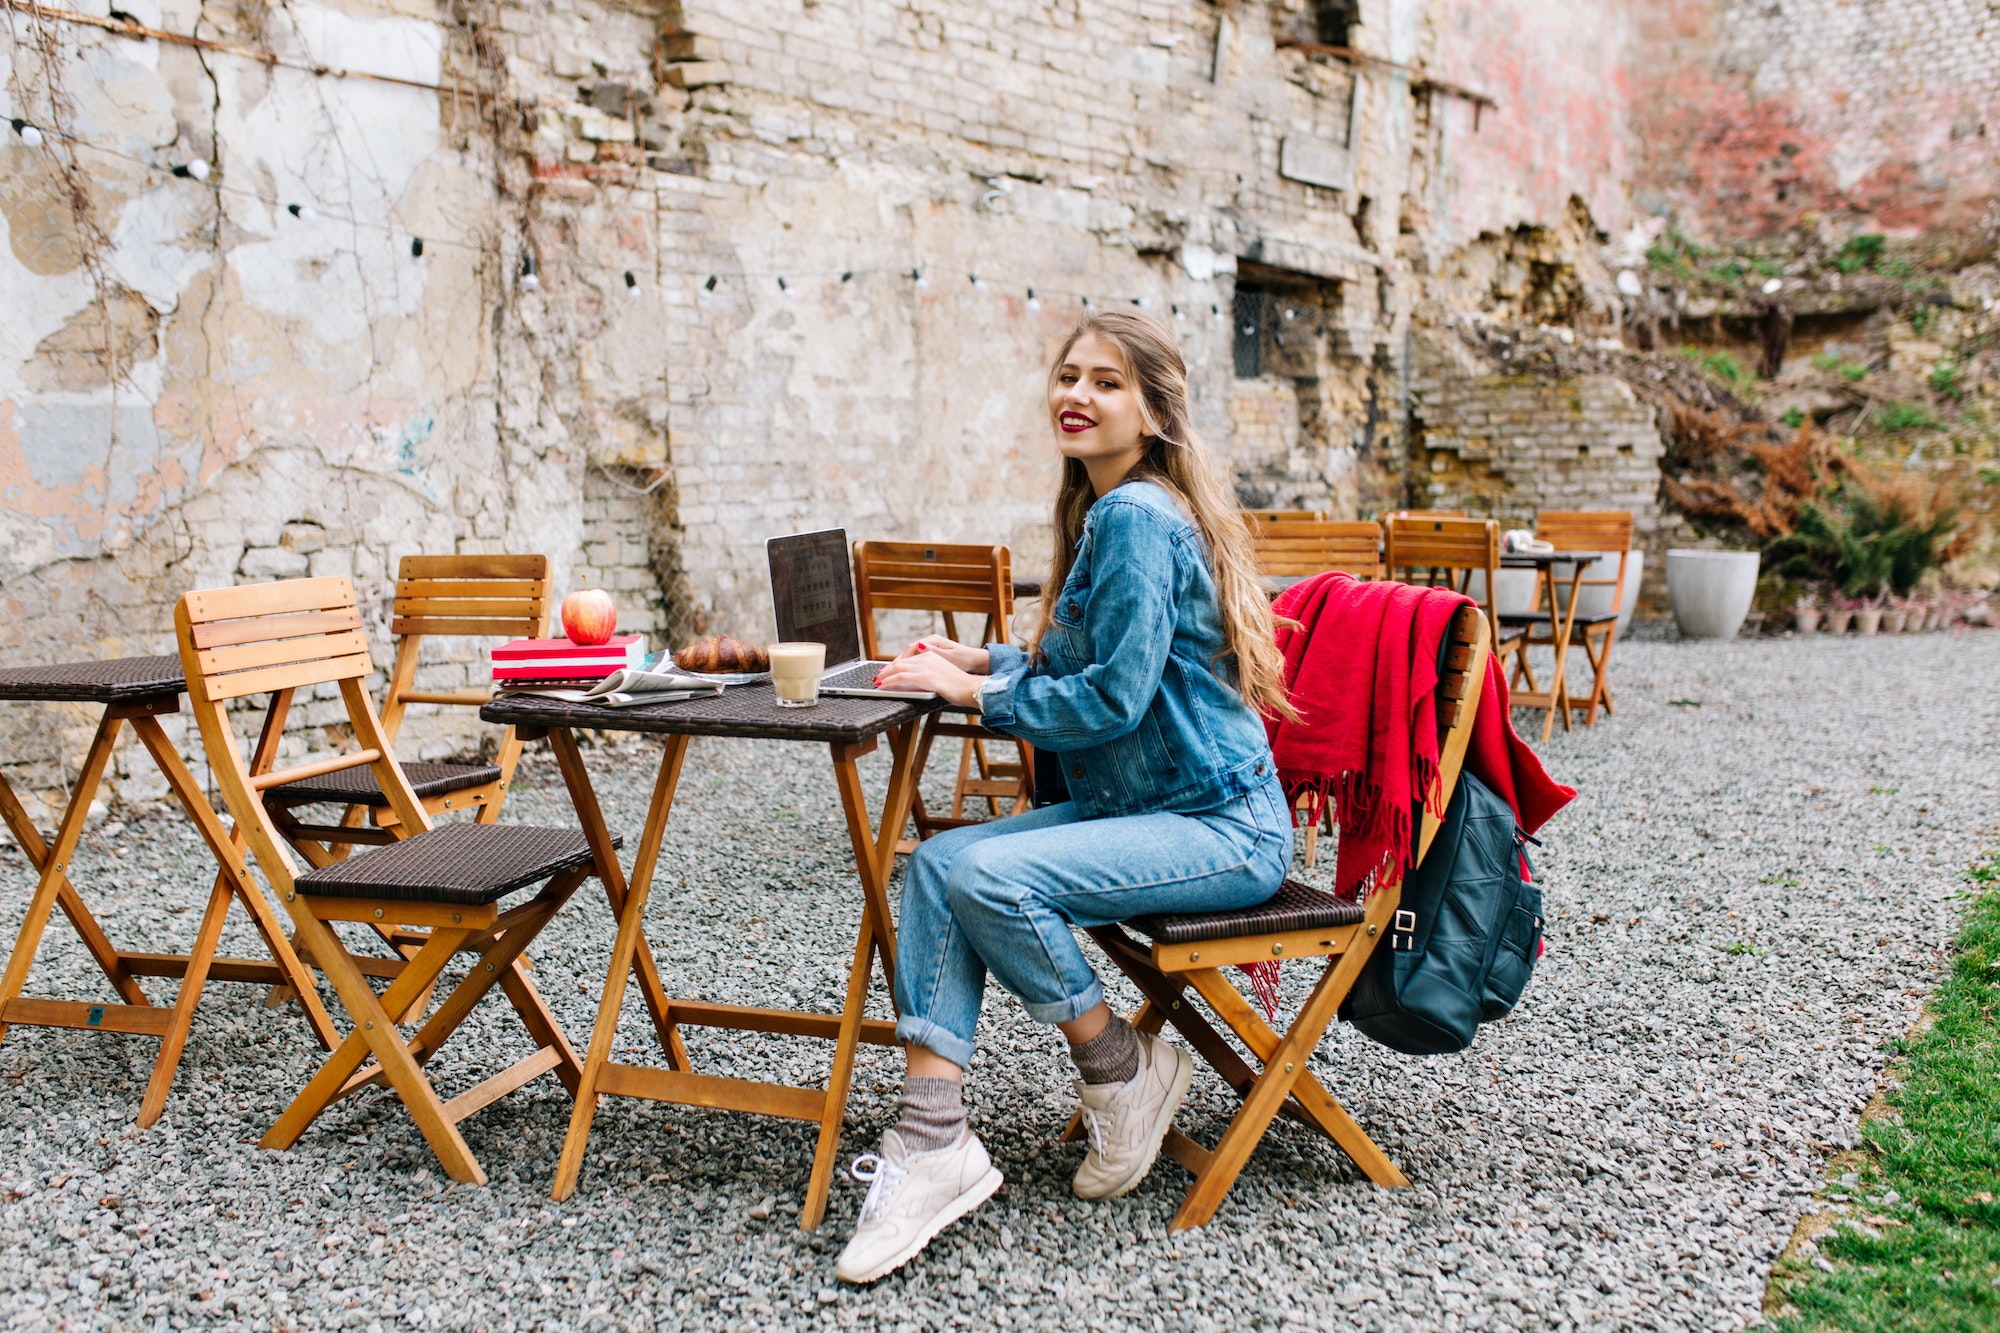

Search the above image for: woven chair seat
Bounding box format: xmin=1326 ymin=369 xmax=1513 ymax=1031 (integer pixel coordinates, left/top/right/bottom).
xmin=295 ymin=823 xmax=614 ymax=905
xmin=264 ymin=761 xmax=501 ymax=808
xmin=1497 ymin=610 xmax=1618 ymax=628
xmin=1128 ymin=878 xmax=1366 ymax=945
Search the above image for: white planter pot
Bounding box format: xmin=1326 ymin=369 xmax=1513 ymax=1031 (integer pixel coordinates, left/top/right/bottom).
xmin=1463 ymin=568 xmax=1540 ymax=617
xmin=1550 ymin=551 xmax=1646 ymax=638
xmin=1666 ymin=549 xmax=1761 ymax=639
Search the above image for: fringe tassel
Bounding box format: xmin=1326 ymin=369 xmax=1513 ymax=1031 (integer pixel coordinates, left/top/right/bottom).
xmin=1238 ymin=960 xmax=1283 ymax=1021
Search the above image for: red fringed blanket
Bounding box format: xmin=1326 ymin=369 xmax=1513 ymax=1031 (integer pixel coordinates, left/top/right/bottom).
xmin=1266 ymin=572 xmax=1575 ymax=900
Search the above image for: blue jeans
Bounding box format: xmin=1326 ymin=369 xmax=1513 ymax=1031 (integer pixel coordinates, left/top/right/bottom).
xmin=892 ymin=777 xmax=1293 ymax=1068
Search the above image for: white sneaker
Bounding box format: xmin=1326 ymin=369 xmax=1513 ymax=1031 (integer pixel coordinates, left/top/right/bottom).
xmin=834 ymin=1128 xmax=1003 ymax=1284
xmin=1072 ymin=1029 xmax=1194 ymax=1200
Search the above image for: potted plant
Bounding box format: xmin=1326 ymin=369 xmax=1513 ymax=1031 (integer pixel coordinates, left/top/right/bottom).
xmin=1882 ymin=598 xmax=1907 ymax=634
xmin=1826 ymin=595 xmax=1855 ymax=633
xmin=1855 ymin=592 xmax=1883 ymax=636
xmin=1667 ymin=549 xmax=1762 ymax=638
xmin=1793 ymin=594 xmax=1822 ymax=634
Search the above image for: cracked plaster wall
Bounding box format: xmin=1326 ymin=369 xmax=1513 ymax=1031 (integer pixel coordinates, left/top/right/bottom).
xmin=0 ymin=0 xmax=1636 ymax=809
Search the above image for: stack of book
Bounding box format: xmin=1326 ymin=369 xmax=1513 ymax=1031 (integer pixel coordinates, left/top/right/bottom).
xmin=491 ymin=634 xmax=648 ymax=692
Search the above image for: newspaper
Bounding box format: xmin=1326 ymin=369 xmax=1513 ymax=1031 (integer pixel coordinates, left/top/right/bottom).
xmin=501 ymin=665 xmax=723 ymax=708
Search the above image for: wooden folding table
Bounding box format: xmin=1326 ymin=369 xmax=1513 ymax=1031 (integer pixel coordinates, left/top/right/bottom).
xmin=0 ymin=656 xmax=335 ymax=1125
xmin=480 ymin=685 xmax=942 ymax=1228
xmin=1498 ymin=550 xmax=1600 ymax=742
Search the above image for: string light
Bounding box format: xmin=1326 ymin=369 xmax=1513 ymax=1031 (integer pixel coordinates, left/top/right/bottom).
xmin=778 ymin=275 xmax=794 ymax=298
xmin=970 ymin=273 xmax=988 ymax=292
xmin=1173 ymin=303 xmax=1185 ymax=321
xmin=410 ymin=237 xmax=424 ymax=258
xmin=840 ymin=270 xmax=853 ymax=282
xmin=519 ymin=255 xmax=539 ymax=291
xmin=286 ymin=202 xmax=318 ymax=223
xmin=912 ymin=267 xmax=928 ymax=291
xmin=1026 ymin=287 xmax=1040 ymax=312
xmin=703 ymin=275 xmax=719 ymax=296
xmin=1081 ymin=294 xmax=1093 ymax=308
xmin=10 ymin=119 xmax=42 ymax=148
xmin=624 ymin=269 xmax=640 ymax=299
xmin=171 ymin=159 xmax=210 ymax=181
xmin=1212 ymin=303 xmax=1224 ymax=322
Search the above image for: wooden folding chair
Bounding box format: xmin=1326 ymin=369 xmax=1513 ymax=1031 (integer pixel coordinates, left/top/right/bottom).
xmin=0 ymin=657 xmax=336 ymax=1126
xmin=1072 ymin=604 xmax=1492 ymax=1229
xmin=1532 ymin=511 xmax=1632 ymax=727
xmin=853 ymin=541 xmax=1030 ymax=847
xmin=175 ymin=576 xmax=603 ymax=1183
xmin=262 ymin=554 xmax=550 ymax=864
xmin=1249 ymin=518 xmax=1384 ymax=581
xmin=1384 ymin=515 xmax=1528 ymax=689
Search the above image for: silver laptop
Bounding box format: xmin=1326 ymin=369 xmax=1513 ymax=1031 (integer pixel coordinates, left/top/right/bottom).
xmin=766 ymin=529 xmax=934 ymax=699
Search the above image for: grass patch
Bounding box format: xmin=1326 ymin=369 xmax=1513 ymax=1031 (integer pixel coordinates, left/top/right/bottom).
xmin=1834 ymin=233 xmax=1887 ymax=274
xmin=1679 ymin=345 xmax=1754 ymax=388
xmin=1879 ymin=402 xmax=1942 ymax=432
xmin=1768 ymin=847 xmax=2000 ymax=1330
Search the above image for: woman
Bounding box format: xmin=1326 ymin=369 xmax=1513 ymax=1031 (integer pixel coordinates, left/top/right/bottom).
xmin=838 ymin=310 xmax=1294 ymax=1283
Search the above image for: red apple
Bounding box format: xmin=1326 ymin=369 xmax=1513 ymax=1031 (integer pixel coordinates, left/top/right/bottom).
xmin=561 ymin=589 xmax=618 ymax=645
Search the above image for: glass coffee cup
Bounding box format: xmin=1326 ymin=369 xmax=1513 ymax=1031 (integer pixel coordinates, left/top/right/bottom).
xmin=768 ymin=641 xmax=826 ymax=707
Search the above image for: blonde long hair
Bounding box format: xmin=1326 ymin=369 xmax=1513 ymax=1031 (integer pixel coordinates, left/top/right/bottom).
xmin=1032 ymin=310 xmax=1295 ymax=721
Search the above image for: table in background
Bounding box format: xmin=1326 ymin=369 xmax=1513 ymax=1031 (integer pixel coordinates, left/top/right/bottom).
xmin=1499 ymin=550 xmax=1601 ymax=737
xmin=481 ymin=685 xmax=944 ymax=1228
xmin=0 ymin=656 xmax=334 ymax=1125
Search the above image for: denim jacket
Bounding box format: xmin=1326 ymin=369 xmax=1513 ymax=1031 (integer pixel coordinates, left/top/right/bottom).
xmin=979 ymin=480 xmax=1277 ymax=818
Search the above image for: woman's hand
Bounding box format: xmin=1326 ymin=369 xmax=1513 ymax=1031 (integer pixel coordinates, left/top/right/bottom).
xmin=897 ymin=635 xmax=990 ymax=675
xmin=875 ymin=642 xmax=987 ymax=709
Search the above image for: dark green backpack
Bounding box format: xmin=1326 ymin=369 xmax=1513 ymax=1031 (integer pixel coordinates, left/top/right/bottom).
xmin=1339 ymin=770 xmax=1544 ymax=1055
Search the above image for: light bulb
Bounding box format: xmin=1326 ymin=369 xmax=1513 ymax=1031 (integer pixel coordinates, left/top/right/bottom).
xmin=779 ymin=276 xmax=794 ymax=298
xmin=287 ymin=203 xmax=318 ymax=223
xmin=970 ymin=273 xmax=988 ymax=292
xmin=625 ymin=270 xmax=640 ymax=298
xmin=172 ymin=160 xmax=211 ymax=181
xmin=1082 ymin=295 xmax=1092 ymax=308
xmin=520 ymin=256 xmax=539 ymax=291
xmin=1026 ymin=287 xmax=1040 ymax=312
xmin=410 ymin=237 xmax=425 ymax=258
xmin=1211 ymin=303 xmax=1223 ymax=321
xmin=1173 ymin=304 xmax=1186 ymax=321
xmin=701 ymin=275 xmax=718 ymax=300
xmin=12 ymin=119 xmax=42 ymax=148
xmin=1284 ymin=308 xmax=1297 ymax=321
xmin=1134 ymin=297 xmax=1150 ymax=309
xmin=912 ymin=268 xmax=928 ymax=291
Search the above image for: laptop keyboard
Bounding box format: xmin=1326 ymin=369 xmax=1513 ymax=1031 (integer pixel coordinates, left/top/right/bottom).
xmin=821 ymin=661 xmax=888 ymax=691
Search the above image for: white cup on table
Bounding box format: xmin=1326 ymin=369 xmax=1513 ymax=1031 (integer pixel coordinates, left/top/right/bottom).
xmin=769 ymin=641 xmax=826 ymax=707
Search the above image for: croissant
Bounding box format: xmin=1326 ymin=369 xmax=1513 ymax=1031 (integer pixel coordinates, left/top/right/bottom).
xmin=677 ymin=636 xmax=770 ymax=672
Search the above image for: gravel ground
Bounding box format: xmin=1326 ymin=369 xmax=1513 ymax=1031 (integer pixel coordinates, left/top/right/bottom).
xmin=0 ymin=630 xmax=1996 ymax=1332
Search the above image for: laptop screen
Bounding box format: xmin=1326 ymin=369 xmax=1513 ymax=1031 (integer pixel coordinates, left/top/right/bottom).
xmin=767 ymin=529 xmax=862 ymax=666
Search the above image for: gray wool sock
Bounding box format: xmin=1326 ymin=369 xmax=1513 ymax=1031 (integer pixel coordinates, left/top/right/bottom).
xmin=1069 ymin=1015 xmax=1141 ymax=1086
xmin=893 ymin=1076 xmax=968 ymax=1154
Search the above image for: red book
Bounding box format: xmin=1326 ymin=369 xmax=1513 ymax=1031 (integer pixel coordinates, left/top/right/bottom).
xmin=491 ymin=634 xmax=647 ymax=682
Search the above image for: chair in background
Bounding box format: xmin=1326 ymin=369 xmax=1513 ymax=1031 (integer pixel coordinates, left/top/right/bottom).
xmin=1249 ymin=518 xmax=1384 ymax=582
xmin=1383 ymin=515 xmax=1528 ymax=683
xmin=1532 ymin=510 xmax=1633 ymax=727
xmin=1242 ymin=508 xmax=1325 ymax=526
xmin=852 ymin=542 xmax=1030 ymax=846
xmin=1072 ymin=604 xmax=1492 ymax=1229
xmin=262 ymin=554 xmax=551 ymax=865
xmin=176 ymin=576 xmax=600 ymax=1183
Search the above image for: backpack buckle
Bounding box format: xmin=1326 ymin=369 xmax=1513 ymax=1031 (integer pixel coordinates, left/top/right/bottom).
xmin=1391 ymin=909 xmax=1416 ymax=951
xmin=1394 ymin=910 xmax=1415 ymax=931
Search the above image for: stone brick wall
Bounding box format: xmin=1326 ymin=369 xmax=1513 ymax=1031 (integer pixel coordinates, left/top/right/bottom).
xmin=1628 ymin=0 xmax=2000 ymax=240
xmin=1410 ymin=329 xmax=1666 ymax=542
